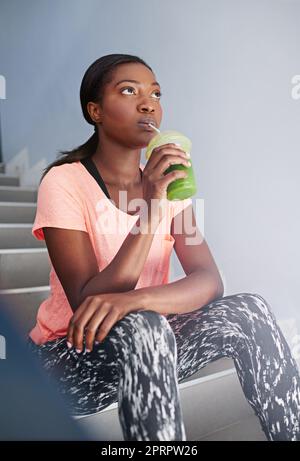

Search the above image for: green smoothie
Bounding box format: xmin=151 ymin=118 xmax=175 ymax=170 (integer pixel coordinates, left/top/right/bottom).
xmin=145 ymin=130 xmax=197 ymax=201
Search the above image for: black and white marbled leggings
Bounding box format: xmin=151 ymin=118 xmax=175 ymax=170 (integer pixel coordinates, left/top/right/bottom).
xmin=26 ymin=292 xmax=300 ymax=441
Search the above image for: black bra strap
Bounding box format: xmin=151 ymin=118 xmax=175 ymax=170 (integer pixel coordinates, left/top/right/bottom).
xmin=80 ymin=157 xmax=143 ymax=200
xmin=80 ymin=157 xmax=110 ymax=199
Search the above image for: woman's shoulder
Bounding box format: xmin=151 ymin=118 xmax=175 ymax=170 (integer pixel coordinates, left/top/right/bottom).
xmin=40 ymin=161 xmax=82 ymax=185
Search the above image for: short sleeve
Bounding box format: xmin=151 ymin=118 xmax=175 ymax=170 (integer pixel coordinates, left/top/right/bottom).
xmin=172 ymin=197 xmax=193 ymax=219
xmin=32 ymin=165 xmax=87 ymax=240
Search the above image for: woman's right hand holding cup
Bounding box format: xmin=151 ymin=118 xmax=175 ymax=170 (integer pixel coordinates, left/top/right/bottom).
xmin=141 ymin=143 xmax=191 ymax=223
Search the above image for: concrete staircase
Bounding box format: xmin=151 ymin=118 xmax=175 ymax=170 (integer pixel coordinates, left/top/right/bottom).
xmin=0 ymin=161 xmax=267 ymax=441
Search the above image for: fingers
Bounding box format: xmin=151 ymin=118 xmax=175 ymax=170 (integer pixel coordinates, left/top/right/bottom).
xmin=148 ymin=144 xmax=190 ymax=170
xmin=67 ymin=297 xmax=95 ymax=353
xmin=66 ymin=305 xmax=84 ymax=350
xmin=67 ymin=299 xmax=120 ymax=354
xmin=83 ymin=313 xmax=101 ymax=353
xmin=84 ymin=306 xmax=110 ymax=352
xmin=85 ymin=309 xmax=119 ymax=352
xmin=158 ymin=168 xmax=188 ymax=189
xmin=155 ymin=154 xmax=191 ymax=177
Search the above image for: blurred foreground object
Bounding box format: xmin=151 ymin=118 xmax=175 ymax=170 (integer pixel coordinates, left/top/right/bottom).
xmin=0 ymin=295 xmax=89 ymax=440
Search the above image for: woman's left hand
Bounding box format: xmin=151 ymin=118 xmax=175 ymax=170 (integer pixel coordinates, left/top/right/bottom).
xmin=66 ymin=291 xmax=143 ymax=353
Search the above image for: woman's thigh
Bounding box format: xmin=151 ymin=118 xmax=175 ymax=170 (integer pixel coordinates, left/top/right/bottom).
xmin=27 ymin=334 xmax=120 ymax=416
xmin=165 ymin=291 xmax=290 ymax=382
xmin=26 ymin=309 xmax=177 ymax=417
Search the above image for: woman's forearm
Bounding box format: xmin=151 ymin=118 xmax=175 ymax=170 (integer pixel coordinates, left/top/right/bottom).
xmin=79 ymin=214 xmax=160 ymax=305
xmin=132 ymin=270 xmax=224 ymax=315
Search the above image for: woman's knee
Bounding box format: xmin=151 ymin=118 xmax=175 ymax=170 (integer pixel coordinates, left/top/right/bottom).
xmin=224 ymin=292 xmax=275 ymax=325
xmin=137 ymin=309 xmax=172 ymax=330
xmin=239 ymin=292 xmax=272 ymax=314
xmin=133 ymin=309 xmax=174 ymax=337
xmin=113 ymin=309 xmax=176 ymax=346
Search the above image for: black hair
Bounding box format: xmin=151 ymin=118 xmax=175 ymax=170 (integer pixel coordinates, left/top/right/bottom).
xmin=40 ymin=53 xmax=153 ymax=183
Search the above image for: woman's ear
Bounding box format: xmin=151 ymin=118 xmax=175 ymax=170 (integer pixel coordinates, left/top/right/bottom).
xmin=87 ymin=101 xmax=102 ymax=124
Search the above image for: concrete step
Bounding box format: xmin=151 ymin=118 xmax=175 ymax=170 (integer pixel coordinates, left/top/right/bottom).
xmin=198 ymin=413 xmax=267 ymax=441
xmin=0 ymin=174 xmax=20 ymax=186
xmin=0 ymin=186 xmax=37 ymax=203
xmin=0 ymin=286 xmax=50 ymax=337
xmin=74 ymin=364 xmax=263 ymax=441
xmin=0 ymin=248 xmax=50 ymax=289
xmin=0 ymin=224 xmax=45 ymax=249
xmin=0 ymin=202 xmax=37 ymax=223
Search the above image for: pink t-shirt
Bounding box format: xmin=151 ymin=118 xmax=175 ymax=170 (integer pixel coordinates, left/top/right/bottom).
xmin=29 ymin=160 xmax=192 ymax=345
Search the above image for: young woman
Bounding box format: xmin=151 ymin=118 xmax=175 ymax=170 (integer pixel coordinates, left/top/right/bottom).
xmin=27 ymin=53 xmax=300 ymax=441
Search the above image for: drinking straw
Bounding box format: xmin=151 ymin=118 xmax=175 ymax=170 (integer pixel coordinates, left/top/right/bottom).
xmin=148 ymin=123 xmax=161 ymax=133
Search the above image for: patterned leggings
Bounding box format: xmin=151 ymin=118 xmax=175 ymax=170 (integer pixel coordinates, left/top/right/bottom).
xmin=26 ymin=292 xmax=300 ymax=441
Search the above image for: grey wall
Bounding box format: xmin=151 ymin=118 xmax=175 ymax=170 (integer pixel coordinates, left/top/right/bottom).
xmin=1 ymin=0 xmax=300 ymax=357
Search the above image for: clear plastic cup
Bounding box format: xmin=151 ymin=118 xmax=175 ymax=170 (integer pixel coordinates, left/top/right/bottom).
xmin=145 ymin=130 xmax=197 ymax=201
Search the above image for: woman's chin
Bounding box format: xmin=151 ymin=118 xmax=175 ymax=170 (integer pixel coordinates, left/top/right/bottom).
xmin=134 ymin=132 xmax=155 ymax=147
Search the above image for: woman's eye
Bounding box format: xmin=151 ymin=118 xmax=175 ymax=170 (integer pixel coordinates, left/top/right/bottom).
xmin=121 ymin=87 xmax=135 ymax=95
xmin=121 ymin=87 xmax=162 ymax=99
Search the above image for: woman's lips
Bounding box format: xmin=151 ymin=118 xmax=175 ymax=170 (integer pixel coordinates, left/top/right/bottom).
xmin=137 ymin=122 xmax=154 ymax=131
